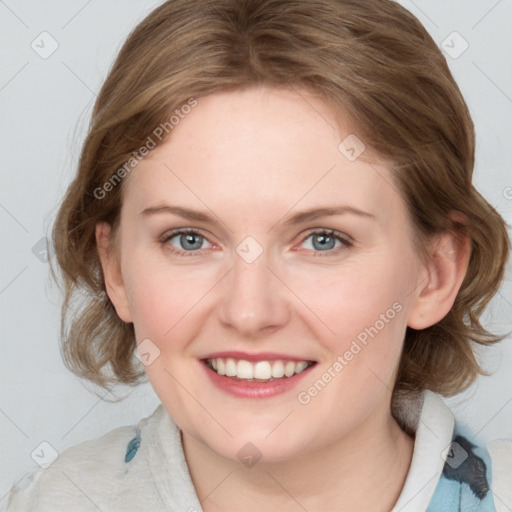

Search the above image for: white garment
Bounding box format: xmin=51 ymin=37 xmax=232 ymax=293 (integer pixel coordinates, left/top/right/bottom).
xmin=6 ymin=390 xmax=512 ymax=511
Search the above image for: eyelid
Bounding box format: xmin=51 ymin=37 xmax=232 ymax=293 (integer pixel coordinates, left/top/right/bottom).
xmin=159 ymin=228 xmax=215 ymax=256
xmin=295 ymin=227 xmax=354 ymax=255
xmin=300 ymin=227 xmax=353 ymax=244
xmin=159 ymin=227 xmax=209 ymax=243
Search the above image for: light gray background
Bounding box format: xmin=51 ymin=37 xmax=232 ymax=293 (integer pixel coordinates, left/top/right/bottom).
xmin=1 ymin=0 xmax=511 ymax=504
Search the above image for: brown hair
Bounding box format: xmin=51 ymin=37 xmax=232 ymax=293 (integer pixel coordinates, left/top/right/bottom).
xmin=51 ymin=0 xmax=510 ymax=399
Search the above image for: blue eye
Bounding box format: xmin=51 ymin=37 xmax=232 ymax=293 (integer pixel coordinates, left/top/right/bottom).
xmin=162 ymin=229 xmax=211 ymax=256
xmin=160 ymin=228 xmax=352 ymax=257
xmin=300 ymin=230 xmax=352 ymax=255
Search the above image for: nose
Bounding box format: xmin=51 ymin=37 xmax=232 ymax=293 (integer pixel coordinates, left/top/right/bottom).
xmin=216 ymin=246 xmax=291 ymax=338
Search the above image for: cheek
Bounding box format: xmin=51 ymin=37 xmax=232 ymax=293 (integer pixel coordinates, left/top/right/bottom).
xmin=290 ymin=252 xmax=416 ymax=383
xmin=122 ymin=253 xmax=213 ymax=343
xmin=297 ymin=257 xmax=411 ymax=335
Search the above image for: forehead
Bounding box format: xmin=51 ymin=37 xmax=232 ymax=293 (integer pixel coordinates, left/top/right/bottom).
xmin=123 ymin=86 xmax=405 ymax=228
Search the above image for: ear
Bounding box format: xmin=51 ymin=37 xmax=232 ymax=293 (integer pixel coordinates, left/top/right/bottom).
xmin=95 ymin=222 xmax=133 ymax=323
xmin=407 ymin=213 xmax=471 ymax=330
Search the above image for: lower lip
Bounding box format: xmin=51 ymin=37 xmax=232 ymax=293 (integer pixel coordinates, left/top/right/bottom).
xmin=200 ymin=360 xmax=316 ymax=399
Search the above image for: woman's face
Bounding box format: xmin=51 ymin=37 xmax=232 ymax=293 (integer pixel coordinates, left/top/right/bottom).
xmin=107 ymin=85 xmax=428 ymax=462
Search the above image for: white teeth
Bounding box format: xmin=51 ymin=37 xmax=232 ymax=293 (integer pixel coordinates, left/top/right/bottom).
xmin=295 ymin=361 xmax=309 ymax=374
xmin=271 ymin=360 xmax=285 ymax=378
xmin=225 ymin=358 xmax=237 ymax=377
xmin=237 ymin=360 xmax=254 ymax=379
xmin=206 ymin=358 xmax=313 ymax=381
xmin=284 ymin=361 xmax=296 ymax=377
xmin=254 ymin=361 xmax=272 ymax=379
xmin=217 ymin=358 xmax=226 ymax=375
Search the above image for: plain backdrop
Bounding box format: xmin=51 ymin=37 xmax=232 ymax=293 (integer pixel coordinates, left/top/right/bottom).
xmin=1 ymin=0 xmax=511 ymax=504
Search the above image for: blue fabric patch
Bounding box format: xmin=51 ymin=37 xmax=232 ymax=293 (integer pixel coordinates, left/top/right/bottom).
xmin=125 ymin=428 xmax=141 ymax=463
xmin=428 ymin=426 xmax=496 ymax=511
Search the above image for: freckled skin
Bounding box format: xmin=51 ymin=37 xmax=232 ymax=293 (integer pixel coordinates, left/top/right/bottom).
xmin=97 ymin=85 xmax=466 ymax=511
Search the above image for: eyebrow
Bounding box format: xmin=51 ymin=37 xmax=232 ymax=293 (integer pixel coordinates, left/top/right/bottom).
xmin=140 ymin=204 xmax=375 ymax=225
xmin=141 ymin=204 xmax=214 ymax=222
xmin=279 ymin=206 xmax=375 ymax=225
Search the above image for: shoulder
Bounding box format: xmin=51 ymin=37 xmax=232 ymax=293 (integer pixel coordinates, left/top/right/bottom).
xmin=487 ymin=438 xmax=512 ymax=509
xmin=438 ymin=432 xmax=512 ymax=511
xmin=6 ymin=408 xmax=161 ymax=512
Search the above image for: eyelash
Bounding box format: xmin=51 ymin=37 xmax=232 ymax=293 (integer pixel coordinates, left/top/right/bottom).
xmin=159 ymin=228 xmax=353 ymax=258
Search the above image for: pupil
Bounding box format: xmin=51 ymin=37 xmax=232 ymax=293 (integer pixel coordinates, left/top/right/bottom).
xmin=314 ymin=234 xmax=334 ymax=251
xmin=182 ymin=234 xmax=202 ymax=250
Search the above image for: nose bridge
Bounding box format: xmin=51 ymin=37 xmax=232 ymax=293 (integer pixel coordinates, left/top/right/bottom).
xmin=217 ymin=242 xmax=290 ymax=335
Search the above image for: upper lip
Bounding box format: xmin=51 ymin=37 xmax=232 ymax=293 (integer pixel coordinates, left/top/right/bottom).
xmin=200 ymin=351 xmax=317 ymax=363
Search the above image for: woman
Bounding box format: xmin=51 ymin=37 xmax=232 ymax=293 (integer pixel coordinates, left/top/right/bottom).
xmin=7 ymin=0 xmax=511 ymax=510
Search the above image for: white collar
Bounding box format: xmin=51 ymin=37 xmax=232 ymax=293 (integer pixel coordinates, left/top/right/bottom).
xmin=391 ymin=390 xmax=455 ymax=511
xmin=149 ymin=389 xmax=455 ymax=512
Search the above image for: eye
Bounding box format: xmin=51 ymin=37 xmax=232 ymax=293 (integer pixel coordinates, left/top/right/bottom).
xmin=160 ymin=228 xmax=353 ymax=258
xmin=160 ymin=229 xmax=213 ymax=256
xmin=299 ymin=229 xmax=353 ymax=255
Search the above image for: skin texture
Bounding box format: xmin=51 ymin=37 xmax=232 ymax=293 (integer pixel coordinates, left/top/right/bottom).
xmin=96 ymin=85 xmax=470 ymax=511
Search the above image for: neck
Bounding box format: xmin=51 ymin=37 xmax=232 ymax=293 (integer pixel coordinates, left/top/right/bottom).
xmin=182 ymin=405 xmax=415 ymax=512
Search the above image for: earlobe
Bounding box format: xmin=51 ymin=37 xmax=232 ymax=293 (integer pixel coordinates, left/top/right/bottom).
xmin=407 ymin=217 xmax=471 ymax=330
xmin=95 ymin=222 xmax=133 ymax=323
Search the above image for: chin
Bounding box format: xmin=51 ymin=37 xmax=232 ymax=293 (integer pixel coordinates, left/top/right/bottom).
xmin=208 ymin=425 xmax=313 ymax=465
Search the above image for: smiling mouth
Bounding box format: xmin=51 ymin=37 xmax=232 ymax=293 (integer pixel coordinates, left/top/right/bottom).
xmin=202 ymin=357 xmax=317 ymax=382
